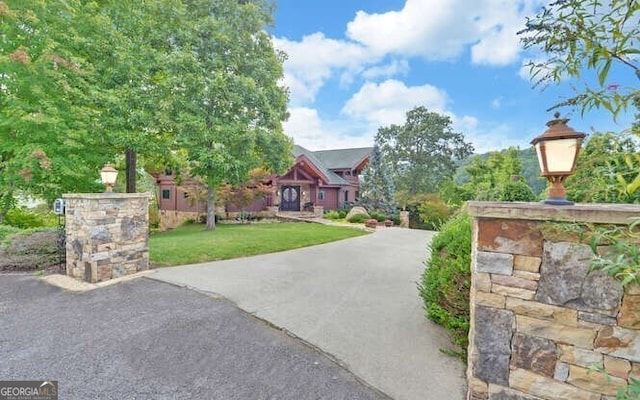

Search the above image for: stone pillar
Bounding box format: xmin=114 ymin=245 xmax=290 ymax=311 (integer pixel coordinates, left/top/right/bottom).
xmin=467 ymin=201 xmax=640 ymax=400
xmin=64 ymin=193 xmax=149 ymax=283
xmin=399 ymin=210 xmax=409 ymax=228
xmin=313 ymin=205 xmax=324 ymax=217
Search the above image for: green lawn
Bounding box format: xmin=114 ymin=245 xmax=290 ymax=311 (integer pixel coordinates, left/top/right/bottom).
xmin=149 ymin=222 xmax=369 ymax=266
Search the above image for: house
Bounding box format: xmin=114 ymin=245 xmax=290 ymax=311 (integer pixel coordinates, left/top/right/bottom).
xmin=276 ymin=145 xmax=371 ymax=211
xmin=155 ymin=145 xmax=372 ymax=227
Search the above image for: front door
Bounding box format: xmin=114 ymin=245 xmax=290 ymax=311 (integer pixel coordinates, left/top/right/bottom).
xmin=280 ymin=186 xmax=300 ymax=211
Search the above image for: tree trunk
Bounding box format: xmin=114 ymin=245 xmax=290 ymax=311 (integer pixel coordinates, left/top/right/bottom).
xmin=206 ymin=185 xmax=216 ymax=230
xmin=126 ymin=148 xmax=137 ymax=193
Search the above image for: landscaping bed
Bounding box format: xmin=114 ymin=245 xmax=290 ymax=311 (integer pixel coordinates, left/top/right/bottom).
xmin=0 ymin=229 xmax=61 ymax=273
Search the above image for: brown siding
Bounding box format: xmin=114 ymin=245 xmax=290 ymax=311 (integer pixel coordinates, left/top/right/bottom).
xmin=226 ymin=196 xmax=270 ymax=213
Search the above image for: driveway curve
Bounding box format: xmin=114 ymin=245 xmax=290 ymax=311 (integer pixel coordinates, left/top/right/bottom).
xmin=151 ymin=227 xmax=466 ymax=400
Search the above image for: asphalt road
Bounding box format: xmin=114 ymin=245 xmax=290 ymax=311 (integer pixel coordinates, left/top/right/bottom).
xmin=0 ymin=275 xmax=390 ymax=400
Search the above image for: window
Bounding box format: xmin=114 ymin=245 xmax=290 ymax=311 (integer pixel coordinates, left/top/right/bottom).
xmin=318 ymin=190 xmax=325 ymax=201
xmin=355 ymin=191 xmax=360 ymax=200
xmin=344 ymin=190 xmax=349 ymax=202
xmin=162 ymin=189 xmax=171 ymax=200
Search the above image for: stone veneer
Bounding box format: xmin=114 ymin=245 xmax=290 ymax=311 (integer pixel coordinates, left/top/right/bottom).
xmin=64 ymin=193 xmax=149 ymax=283
xmin=467 ymin=201 xmax=640 ymax=400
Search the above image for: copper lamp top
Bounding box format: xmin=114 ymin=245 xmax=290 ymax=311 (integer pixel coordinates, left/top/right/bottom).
xmin=531 ymin=112 xmax=586 ymax=145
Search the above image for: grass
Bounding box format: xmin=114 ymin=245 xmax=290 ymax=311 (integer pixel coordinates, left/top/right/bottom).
xmin=149 ymin=222 xmax=369 ymax=266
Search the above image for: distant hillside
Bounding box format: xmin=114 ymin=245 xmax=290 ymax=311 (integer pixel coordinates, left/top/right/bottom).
xmin=454 ymin=147 xmax=547 ymax=195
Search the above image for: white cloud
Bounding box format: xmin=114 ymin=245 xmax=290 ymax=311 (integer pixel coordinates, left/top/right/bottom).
xmin=491 ymin=97 xmax=503 ymax=109
xmin=272 ymin=0 xmax=551 ymax=152
xmin=273 ymin=33 xmax=374 ymax=106
xmin=347 ymin=0 xmax=545 ymax=65
xmin=465 ymin=123 xmax=531 ymax=154
xmin=283 ymin=107 xmax=374 ymax=150
xmin=342 ymin=79 xmax=449 ymax=127
xmin=361 ymin=59 xmax=410 ymax=80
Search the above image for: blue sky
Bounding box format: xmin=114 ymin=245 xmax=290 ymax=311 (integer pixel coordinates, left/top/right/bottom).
xmin=270 ymin=0 xmax=635 ymax=153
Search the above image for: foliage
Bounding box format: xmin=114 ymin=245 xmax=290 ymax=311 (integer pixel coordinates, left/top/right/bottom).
xmin=375 ymin=106 xmax=474 ymax=196
xmin=589 ymin=220 xmax=640 ymax=287
xmin=460 ymin=148 xmax=538 ymax=202
xmin=2 ymin=207 xmax=57 ymax=229
xmin=519 ymin=0 xmax=640 ymax=118
xmin=566 ymin=132 xmax=640 ymax=203
xmin=368 ymin=212 xmax=388 ymax=222
xmin=419 ymin=210 xmax=472 ymax=359
xmin=1 ymin=1 xmax=290 ymax=224
xmin=171 ymin=0 xmax=292 ymax=230
xmin=217 ymin=168 xmax=273 ymax=221
xmin=0 ymin=224 xmax=22 ymax=242
xmin=499 ymin=180 xmax=538 ymax=202
xmin=0 ymin=1 xmax=109 ymax=215
xmin=617 ymin=378 xmax=640 ymax=400
xmin=347 ymin=214 xmax=370 ymax=224
xmin=454 ymin=147 xmax=547 ymax=197
xmin=92 ymin=1 xmax=185 ymax=193
xmin=149 ymin=222 xmax=369 ymax=266
xmin=417 ymin=197 xmax=452 ymax=231
xmin=323 ymin=210 xmax=341 ymax=220
xmin=359 ymin=144 xmax=395 ymax=213
xmin=401 ymin=193 xmax=449 ymax=230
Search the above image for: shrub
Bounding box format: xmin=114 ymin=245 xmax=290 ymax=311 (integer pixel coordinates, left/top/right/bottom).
xmin=347 ymin=213 xmax=370 ymax=223
xmin=324 ymin=210 xmax=341 ymax=220
xmin=419 ymin=210 xmax=472 ymax=360
xmin=149 ymin=202 xmax=160 ymax=229
xmin=3 ymin=207 xmax=49 ymax=229
xmin=500 ymin=181 xmax=537 ymax=202
xmin=368 ymin=212 xmax=387 ymax=222
xmin=392 ymin=215 xmax=401 ymax=226
xmin=418 ymin=198 xmax=452 ymax=231
xmin=337 ymin=209 xmax=348 ymax=219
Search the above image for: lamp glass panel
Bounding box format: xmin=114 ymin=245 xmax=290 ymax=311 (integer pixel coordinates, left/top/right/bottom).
xmin=539 ymin=138 xmax=578 ymax=173
xmin=100 ymin=170 xmax=118 ymax=185
xmin=534 ymin=143 xmax=546 ymax=173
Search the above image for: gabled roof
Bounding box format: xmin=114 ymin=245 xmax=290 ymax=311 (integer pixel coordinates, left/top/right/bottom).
xmin=292 ymin=145 xmax=354 ymax=186
xmin=312 ymin=147 xmax=373 ymax=170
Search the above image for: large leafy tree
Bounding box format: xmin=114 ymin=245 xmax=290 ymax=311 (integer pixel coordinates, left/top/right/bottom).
xmin=359 ymin=144 xmax=395 ymax=213
xmin=0 ymin=1 xmax=109 ymax=221
xmin=519 ymin=0 xmax=639 ymax=117
xmin=171 ymin=0 xmax=291 ymax=230
xmin=93 ymin=1 xmax=183 ymax=193
xmin=375 ymin=106 xmax=473 ymax=196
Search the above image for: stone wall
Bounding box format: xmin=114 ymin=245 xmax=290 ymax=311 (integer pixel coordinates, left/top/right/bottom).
xmin=159 ymin=210 xmax=201 ymax=231
xmin=64 ymin=193 xmax=149 ymax=283
xmin=467 ymin=201 xmax=640 ymax=400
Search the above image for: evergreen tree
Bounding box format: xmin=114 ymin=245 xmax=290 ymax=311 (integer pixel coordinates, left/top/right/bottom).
xmin=360 ymin=145 xmax=395 ymax=214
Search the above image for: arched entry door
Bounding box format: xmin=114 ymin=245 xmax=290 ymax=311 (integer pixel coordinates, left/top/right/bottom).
xmin=280 ymin=186 xmax=300 ymax=211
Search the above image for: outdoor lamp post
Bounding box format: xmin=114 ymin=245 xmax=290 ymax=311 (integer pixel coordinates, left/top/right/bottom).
xmin=531 ymin=113 xmax=586 ymax=205
xmin=100 ymin=163 xmax=118 ymax=193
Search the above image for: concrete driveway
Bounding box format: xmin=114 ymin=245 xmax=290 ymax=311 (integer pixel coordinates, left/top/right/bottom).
xmin=151 ymin=227 xmax=466 ymax=400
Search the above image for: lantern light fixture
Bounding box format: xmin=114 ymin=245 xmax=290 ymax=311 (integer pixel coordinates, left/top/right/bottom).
xmin=100 ymin=163 xmax=118 ymax=193
xmin=530 ymin=113 xmax=586 ymax=205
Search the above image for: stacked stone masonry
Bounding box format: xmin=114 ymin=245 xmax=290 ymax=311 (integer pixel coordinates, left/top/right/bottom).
xmin=467 ymin=202 xmax=640 ymax=400
xmin=64 ymin=194 xmax=149 ymax=283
